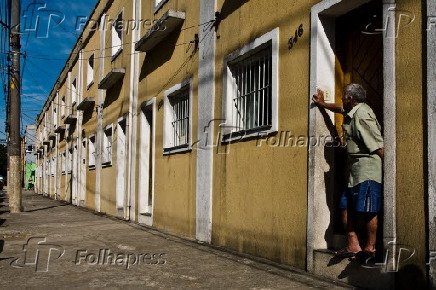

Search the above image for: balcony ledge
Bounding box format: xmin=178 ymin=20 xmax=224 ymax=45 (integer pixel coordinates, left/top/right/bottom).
xmin=98 ymin=68 xmax=125 ymax=90
xmin=54 ymin=126 xmax=66 ymax=134
xmin=77 ymin=97 xmax=95 ymax=111
xmin=64 ymin=114 xmax=77 ymax=125
xmin=135 ymin=10 xmax=185 ymax=53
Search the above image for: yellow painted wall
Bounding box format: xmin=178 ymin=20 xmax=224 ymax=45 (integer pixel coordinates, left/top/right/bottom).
xmin=135 ymin=0 xmax=200 ymax=238
xmin=98 ymin=0 xmax=134 ymax=216
xmin=394 ymin=0 xmax=427 ymax=286
xmin=82 ymin=29 xmax=100 ymax=210
xmin=211 ymin=0 xmax=315 ymax=269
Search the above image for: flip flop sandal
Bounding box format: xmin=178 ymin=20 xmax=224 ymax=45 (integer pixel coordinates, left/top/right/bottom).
xmin=355 ymin=250 xmax=376 ymax=263
xmin=335 ymin=248 xmax=358 ymax=258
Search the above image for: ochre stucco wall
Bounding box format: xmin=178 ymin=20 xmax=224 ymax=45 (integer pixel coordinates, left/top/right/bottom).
xmin=394 ymin=0 xmax=427 ymax=285
xmin=135 ymin=0 xmax=200 ymax=238
xmin=211 ymin=0 xmax=315 ymax=269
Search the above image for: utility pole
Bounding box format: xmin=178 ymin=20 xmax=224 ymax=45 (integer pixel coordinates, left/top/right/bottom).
xmin=8 ymin=0 xmax=21 ymax=213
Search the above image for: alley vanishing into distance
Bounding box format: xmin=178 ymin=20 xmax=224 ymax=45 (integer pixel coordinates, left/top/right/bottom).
xmin=0 ymin=190 xmax=349 ymax=289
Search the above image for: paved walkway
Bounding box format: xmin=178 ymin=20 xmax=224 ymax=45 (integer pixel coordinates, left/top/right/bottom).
xmin=0 ymin=190 xmax=350 ymax=289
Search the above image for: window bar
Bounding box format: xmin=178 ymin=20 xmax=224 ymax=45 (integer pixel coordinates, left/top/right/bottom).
xmin=177 ymin=99 xmax=179 ymax=146
xmin=257 ymin=58 xmax=261 ymax=127
xmin=238 ymin=65 xmax=242 ymax=131
xmin=265 ymin=55 xmax=269 ymax=126
xmin=186 ymin=95 xmax=189 ymax=144
xmin=238 ymin=65 xmax=242 ymax=130
xmin=234 ymin=67 xmax=238 ymax=131
xmin=182 ymin=97 xmax=185 ymax=144
xmin=248 ymin=60 xmax=252 ymax=129
xmin=183 ymin=97 xmax=186 ymax=144
xmin=261 ymin=55 xmax=265 ymax=126
xmin=175 ymin=99 xmax=180 ymax=146
xmin=254 ymin=60 xmax=258 ymax=128
xmin=244 ymin=60 xmax=248 ymax=130
xmin=251 ymin=60 xmax=255 ymax=129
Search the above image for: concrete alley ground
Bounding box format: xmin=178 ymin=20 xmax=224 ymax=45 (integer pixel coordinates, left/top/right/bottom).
xmin=0 ymin=190 xmax=350 ymax=289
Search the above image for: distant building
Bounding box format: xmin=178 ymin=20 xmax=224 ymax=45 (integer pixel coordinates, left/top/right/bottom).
xmin=24 ymin=124 xmax=36 ymax=189
xmin=34 ymin=0 xmax=436 ymax=288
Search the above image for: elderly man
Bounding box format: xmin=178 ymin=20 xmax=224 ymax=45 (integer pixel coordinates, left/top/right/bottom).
xmin=312 ymin=84 xmax=384 ymax=260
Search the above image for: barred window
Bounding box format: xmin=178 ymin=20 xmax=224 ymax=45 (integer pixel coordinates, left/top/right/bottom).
xmin=230 ymin=48 xmax=272 ymax=131
xmin=170 ymin=91 xmax=189 ymax=147
xmin=223 ymin=28 xmax=278 ymax=140
xmin=164 ymin=80 xmax=192 ymax=153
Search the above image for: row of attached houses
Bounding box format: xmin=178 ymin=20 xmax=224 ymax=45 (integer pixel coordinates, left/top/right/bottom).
xmin=34 ymin=0 xmax=436 ymax=288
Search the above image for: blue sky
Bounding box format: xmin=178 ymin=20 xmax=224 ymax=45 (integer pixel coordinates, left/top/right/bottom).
xmin=0 ymin=0 xmax=97 ymax=142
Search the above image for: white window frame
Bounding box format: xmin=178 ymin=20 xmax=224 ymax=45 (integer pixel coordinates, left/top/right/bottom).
xmin=163 ymin=78 xmax=192 ymax=154
xmin=53 ymin=101 xmax=58 ymax=129
xmin=112 ymin=9 xmax=124 ymax=58
xmin=154 ymin=0 xmax=169 ymax=13
xmin=71 ymin=78 xmax=77 ymax=106
xmin=102 ymin=125 xmax=113 ymax=166
xmin=61 ymin=96 xmax=66 ymax=119
xmin=88 ymin=135 xmax=96 ymax=170
xmin=222 ymin=28 xmax=279 ymax=142
xmin=67 ymin=148 xmax=73 ymax=174
xmin=87 ymin=53 xmax=95 ymax=88
xmin=62 ymin=151 xmax=66 ymax=174
xmin=51 ymin=157 xmax=55 ymax=176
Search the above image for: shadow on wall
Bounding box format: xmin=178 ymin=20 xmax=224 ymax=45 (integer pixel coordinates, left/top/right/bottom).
xmin=139 ymin=28 xmax=182 ymax=82
xmin=104 ymin=80 xmax=123 ymax=109
xmin=219 ymin=0 xmax=250 ymax=20
xmin=317 ymin=106 xmax=346 ymax=249
xmin=82 ymin=106 xmax=95 ymax=124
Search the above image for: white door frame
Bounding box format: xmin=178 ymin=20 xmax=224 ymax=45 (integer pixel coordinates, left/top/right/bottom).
xmin=307 ymin=0 xmax=397 ymax=273
xmin=116 ymin=115 xmax=128 ymax=218
xmin=138 ymin=98 xmax=156 ymax=226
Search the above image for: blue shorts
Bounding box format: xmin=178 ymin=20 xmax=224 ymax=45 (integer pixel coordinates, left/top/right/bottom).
xmin=339 ymin=180 xmax=382 ymax=213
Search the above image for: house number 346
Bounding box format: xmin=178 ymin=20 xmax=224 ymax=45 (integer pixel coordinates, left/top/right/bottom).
xmin=288 ymin=24 xmax=304 ymax=50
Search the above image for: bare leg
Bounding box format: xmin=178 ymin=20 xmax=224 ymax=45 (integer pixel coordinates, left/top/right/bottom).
xmin=342 ymin=209 xmax=362 ymax=253
xmin=363 ymin=213 xmax=377 ymax=255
